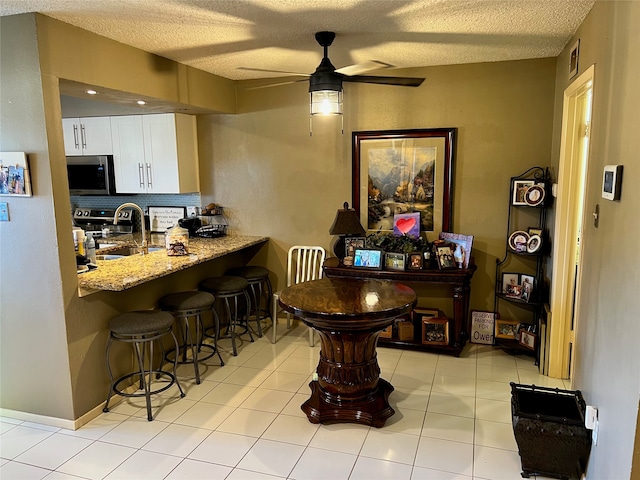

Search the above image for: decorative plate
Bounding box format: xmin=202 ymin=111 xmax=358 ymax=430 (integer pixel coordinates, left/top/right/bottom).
xmin=527 ymin=234 xmax=542 ymax=253
xmin=509 ymin=230 xmax=530 ymax=252
xmin=524 ymin=184 xmax=545 ymax=206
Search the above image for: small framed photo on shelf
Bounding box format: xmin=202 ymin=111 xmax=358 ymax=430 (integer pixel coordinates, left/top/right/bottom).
xmin=519 ymin=329 xmax=537 ymax=350
xmin=501 ymin=272 xmax=520 ymax=295
xmin=524 ymin=184 xmax=545 ymax=206
xmin=435 ymin=245 xmax=456 ymax=269
xmin=527 ymin=235 xmax=542 ymax=253
xmin=385 ymin=252 xmax=406 ymax=271
xmin=520 ymin=274 xmax=535 ymax=302
xmin=420 ymin=317 xmax=449 ymax=346
xmin=407 ymin=252 xmax=423 ymax=270
xmin=495 ymin=319 xmax=519 ymax=339
xmin=512 ymin=180 xmax=535 ymax=205
xmin=439 ymin=232 xmax=474 ymax=269
xmin=352 ymin=248 xmax=383 ymax=270
xmin=508 ymin=230 xmax=530 ymax=253
xmin=345 ymin=237 xmax=366 ymax=257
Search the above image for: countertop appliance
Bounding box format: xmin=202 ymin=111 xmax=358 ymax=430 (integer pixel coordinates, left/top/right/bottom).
xmin=67 ymin=155 xmax=116 ymax=195
xmin=73 ymin=207 xmax=133 ymax=234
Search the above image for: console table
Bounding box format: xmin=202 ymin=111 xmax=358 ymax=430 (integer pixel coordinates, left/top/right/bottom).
xmin=323 ymin=256 xmax=477 ymax=356
xmin=279 ymin=277 xmax=416 ymax=427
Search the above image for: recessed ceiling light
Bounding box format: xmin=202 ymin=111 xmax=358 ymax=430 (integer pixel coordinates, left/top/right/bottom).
xmin=137 ymin=100 xmax=146 ymax=105
xmin=86 ymin=89 xmax=98 ymax=95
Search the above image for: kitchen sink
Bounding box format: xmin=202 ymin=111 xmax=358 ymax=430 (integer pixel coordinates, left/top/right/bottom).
xmin=96 ymin=246 xmax=164 ymax=260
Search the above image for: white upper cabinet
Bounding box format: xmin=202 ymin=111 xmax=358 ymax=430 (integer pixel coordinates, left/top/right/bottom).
xmin=110 ymin=113 xmax=200 ymax=194
xmin=62 ymin=117 xmax=113 ymax=156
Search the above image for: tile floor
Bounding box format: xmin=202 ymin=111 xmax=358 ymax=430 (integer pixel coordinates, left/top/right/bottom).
xmin=0 ymin=319 xmax=568 ymax=480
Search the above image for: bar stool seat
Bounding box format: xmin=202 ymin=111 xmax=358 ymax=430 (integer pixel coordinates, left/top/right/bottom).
xmin=199 ymin=276 xmax=253 ymax=356
xmin=159 ymin=291 xmax=224 ymax=385
xmin=103 ymin=310 xmax=185 ymax=421
xmin=226 ymin=266 xmax=273 ymax=338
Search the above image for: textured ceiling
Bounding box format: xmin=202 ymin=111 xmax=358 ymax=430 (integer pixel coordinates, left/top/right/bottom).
xmin=2 ymin=0 xmax=595 ymax=82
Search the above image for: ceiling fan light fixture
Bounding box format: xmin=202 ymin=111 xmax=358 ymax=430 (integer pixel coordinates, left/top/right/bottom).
xmin=310 ymin=89 xmax=343 ymax=116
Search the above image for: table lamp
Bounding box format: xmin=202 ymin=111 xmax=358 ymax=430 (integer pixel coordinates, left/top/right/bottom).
xmin=329 ymin=202 xmax=366 ymax=259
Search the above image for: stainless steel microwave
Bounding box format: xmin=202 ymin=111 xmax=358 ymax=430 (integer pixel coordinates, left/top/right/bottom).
xmin=66 ymin=155 xmax=117 ymax=195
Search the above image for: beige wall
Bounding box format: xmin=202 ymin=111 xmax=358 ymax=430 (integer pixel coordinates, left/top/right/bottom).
xmin=200 ymin=58 xmax=557 ymax=314
xmin=548 ymin=2 xmax=640 ymax=479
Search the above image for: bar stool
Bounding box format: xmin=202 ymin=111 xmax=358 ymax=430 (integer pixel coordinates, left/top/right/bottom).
xmin=199 ymin=276 xmax=253 ymax=356
xmin=103 ymin=310 xmax=185 ymax=421
xmin=226 ymin=266 xmax=273 ymax=338
xmin=159 ymin=291 xmax=224 ymax=385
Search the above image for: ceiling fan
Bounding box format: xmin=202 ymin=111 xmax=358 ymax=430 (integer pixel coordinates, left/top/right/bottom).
xmin=240 ymin=31 xmax=425 ymax=92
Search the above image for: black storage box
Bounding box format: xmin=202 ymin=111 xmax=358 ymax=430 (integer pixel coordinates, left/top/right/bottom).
xmin=510 ymin=382 xmax=592 ymax=479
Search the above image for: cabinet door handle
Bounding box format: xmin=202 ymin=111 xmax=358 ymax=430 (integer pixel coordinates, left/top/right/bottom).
xmin=146 ymin=163 xmax=152 ymax=188
xmin=80 ymin=124 xmax=87 ymax=149
xmin=138 ymin=163 xmax=144 ymax=188
xmin=73 ymin=124 xmax=79 ymax=149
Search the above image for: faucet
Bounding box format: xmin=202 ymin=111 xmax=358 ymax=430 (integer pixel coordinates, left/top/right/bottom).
xmin=114 ymin=202 xmax=148 ymax=254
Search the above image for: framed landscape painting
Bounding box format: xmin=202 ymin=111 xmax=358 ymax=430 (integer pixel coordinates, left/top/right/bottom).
xmin=352 ymin=128 xmax=456 ymax=241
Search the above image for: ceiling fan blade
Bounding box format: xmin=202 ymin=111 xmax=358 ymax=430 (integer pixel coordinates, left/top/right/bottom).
xmin=336 ymin=60 xmax=394 ymax=76
xmin=343 ymin=75 xmax=425 ymax=87
xmin=238 ymin=66 xmax=310 ymax=77
xmin=244 ymin=78 xmax=308 ymax=90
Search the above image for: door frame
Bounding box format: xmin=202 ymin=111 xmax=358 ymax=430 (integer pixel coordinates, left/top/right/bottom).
xmin=548 ymin=65 xmax=595 ymax=379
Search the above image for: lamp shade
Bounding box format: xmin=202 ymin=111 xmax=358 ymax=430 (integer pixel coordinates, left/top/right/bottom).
xmin=310 ymin=90 xmax=343 ymax=116
xmin=329 ymin=202 xmax=365 ymax=236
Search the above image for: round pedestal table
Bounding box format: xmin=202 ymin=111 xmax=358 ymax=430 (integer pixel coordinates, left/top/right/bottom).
xmin=279 ymin=277 xmax=416 ymax=427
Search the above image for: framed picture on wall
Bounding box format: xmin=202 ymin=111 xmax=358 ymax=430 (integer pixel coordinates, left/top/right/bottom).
xmin=352 ymin=128 xmax=456 ymax=241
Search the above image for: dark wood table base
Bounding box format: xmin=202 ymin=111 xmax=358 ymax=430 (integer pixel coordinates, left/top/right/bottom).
xmin=302 ymin=378 xmax=395 ymax=428
xmin=301 ymin=328 xmax=397 ymax=427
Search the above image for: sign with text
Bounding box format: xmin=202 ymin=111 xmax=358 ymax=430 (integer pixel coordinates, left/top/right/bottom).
xmin=471 ymin=311 xmax=496 ymax=345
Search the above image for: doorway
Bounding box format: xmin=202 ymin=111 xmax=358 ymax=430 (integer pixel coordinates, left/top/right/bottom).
xmin=548 ymin=65 xmax=595 ymax=380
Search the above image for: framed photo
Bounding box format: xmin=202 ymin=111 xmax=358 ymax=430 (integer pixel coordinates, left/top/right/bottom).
xmin=569 ymin=39 xmax=580 ymax=78
xmin=385 ymin=252 xmax=406 ymax=271
xmin=352 ymin=128 xmax=456 ymax=241
xmin=421 ymin=317 xmax=449 ymax=345
xmin=435 ymin=245 xmax=456 ymax=269
xmin=524 ymin=184 xmax=545 ymax=206
xmin=528 ymin=227 xmax=543 ymax=236
xmin=345 ymin=236 xmax=366 ymax=257
xmin=520 ymin=274 xmax=535 ymax=303
xmin=495 ymin=319 xmax=519 ymax=339
xmin=519 ymin=329 xmax=537 ymax=350
xmin=439 ymin=232 xmax=473 ymax=269
xmin=148 ymin=206 xmax=186 ymax=232
xmin=527 ymin=234 xmax=542 ymax=254
xmin=512 ymin=180 xmax=534 ymax=205
xmin=508 ymin=230 xmax=530 ymax=252
xmin=353 ymin=248 xmax=383 ymax=269
xmin=501 ymin=272 xmax=520 ymax=295
xmin=0 ymin=152 xmax=33 ymax=197
xmin=407 ymin=252 xmax=423 ymax=270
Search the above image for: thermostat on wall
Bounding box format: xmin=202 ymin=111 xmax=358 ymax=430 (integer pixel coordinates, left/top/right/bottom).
xmin=602 ymin=165 xmax=623 ymax=201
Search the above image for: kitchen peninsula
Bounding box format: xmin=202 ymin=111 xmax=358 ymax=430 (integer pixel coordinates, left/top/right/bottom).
xmin=78 ymin=235 xmax=268 ymax=296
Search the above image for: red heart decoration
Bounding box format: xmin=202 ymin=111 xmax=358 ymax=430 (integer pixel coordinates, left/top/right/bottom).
xmin=396 ymin=217 xmax=416 ymax=234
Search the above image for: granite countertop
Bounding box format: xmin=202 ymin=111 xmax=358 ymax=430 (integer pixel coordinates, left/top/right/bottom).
xmin=77 ymin=235 xmax=268 ymax=296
